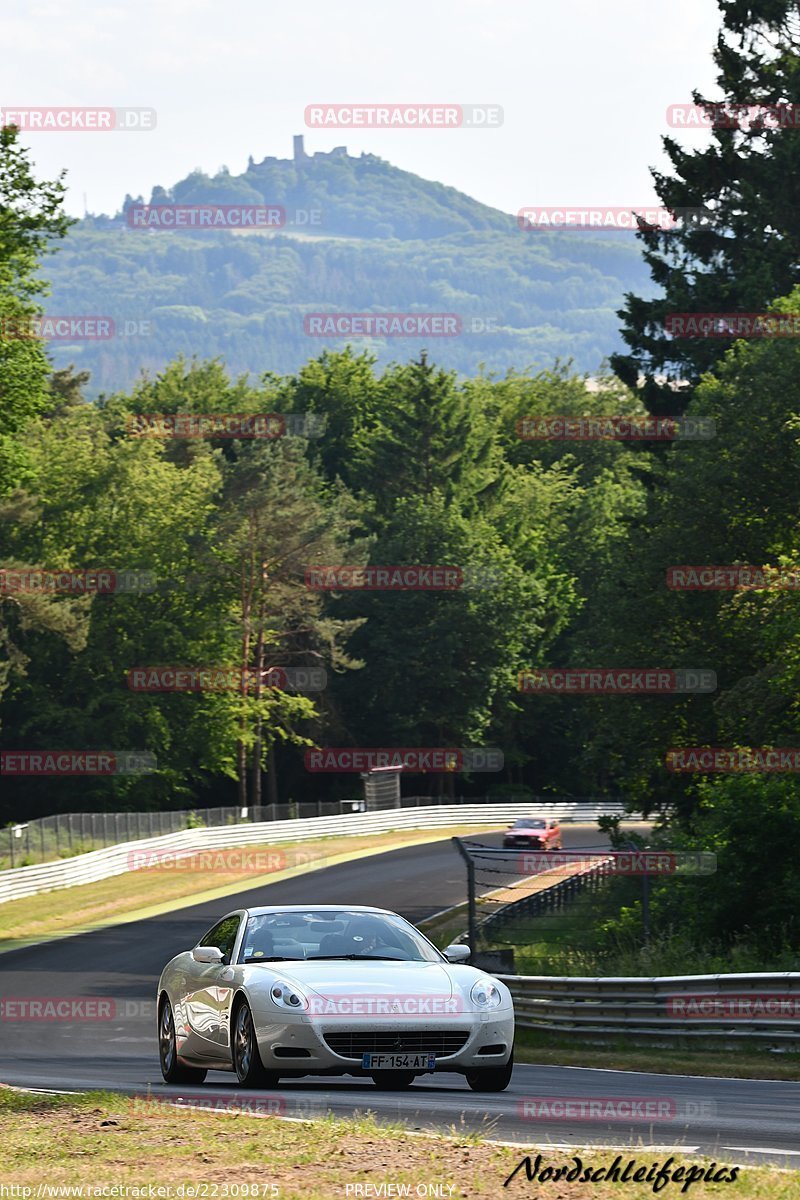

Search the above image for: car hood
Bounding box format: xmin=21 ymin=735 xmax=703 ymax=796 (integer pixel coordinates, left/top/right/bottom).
xmin=257 ymin=959 xmax=455 ymax=1000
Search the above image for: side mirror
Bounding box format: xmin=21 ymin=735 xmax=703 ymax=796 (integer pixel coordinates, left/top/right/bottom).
xmin=192 ymin=945 xmax=224 ymax=965
xmin=444 ymin=944 xmax=471 ymax=963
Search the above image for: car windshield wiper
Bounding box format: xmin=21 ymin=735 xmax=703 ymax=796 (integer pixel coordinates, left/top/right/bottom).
xmin=305 ymin=954 xmax=406 ymax=961
xmin=243 ymin=955 xmax=300 ymax=963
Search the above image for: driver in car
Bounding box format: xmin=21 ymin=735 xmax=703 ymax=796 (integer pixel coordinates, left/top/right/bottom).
xmin=345 ymin=916 xmax=405 ymax=957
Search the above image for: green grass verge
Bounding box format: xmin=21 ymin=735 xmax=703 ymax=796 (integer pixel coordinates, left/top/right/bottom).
xmin=0 ymin=1089 xmax=794 ymax=1198
xmin=514 ymin=1028 xmax=800 ymax=1081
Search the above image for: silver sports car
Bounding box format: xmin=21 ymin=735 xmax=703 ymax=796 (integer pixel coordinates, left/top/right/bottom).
xmin=157 ymin=904 xmax=514 ymax=1091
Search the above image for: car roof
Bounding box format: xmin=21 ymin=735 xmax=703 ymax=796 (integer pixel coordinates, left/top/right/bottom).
xmin=243 ymin=904 xmax=394 ymax=918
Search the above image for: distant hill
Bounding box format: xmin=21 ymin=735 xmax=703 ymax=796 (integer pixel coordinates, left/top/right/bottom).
xmin=116 ymin=135 xmax=518 ymax=241
xmin=41 ymin=139 xmax=657 ymax=395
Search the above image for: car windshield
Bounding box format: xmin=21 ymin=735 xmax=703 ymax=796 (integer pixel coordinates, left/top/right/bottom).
xmin=512 ymin=818 xmax=546 ymax=829
xmin=238 ymin=910 xmax=443 ymax=963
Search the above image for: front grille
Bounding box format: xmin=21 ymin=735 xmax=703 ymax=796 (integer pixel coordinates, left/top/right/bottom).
xmin=506 ymin=837 xmax=541 ymax=847
xmin=323 ymin=1029 xmax=471 ymax=1059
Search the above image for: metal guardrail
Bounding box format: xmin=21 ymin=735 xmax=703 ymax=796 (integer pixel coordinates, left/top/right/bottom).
xmin=0 ymin=801 xmax=633 ymax=904
xmin=0 ymin=795 xmax=628 ymax=869
xmin=1 ymin=794 xmax=632 ymax=869
xmin=501 ymin=972 xmax=800 ymax=1041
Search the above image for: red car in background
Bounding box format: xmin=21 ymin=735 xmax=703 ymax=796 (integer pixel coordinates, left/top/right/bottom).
xmin=502 ymin=816 xmax=562 ymax=851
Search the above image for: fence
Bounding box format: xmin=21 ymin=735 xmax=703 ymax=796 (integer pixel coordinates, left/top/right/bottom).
xmin=502 ymin=972 xmax=800 ymax=1041
xmin=477 ymin=856 xmax=613 ymax=940
xmin=1 ymin=803 xmax=348 ymax=870
xmin=0 ymin=800 xmax=634 ymax=904
xmin=0 ymin=795 xmax=632 ymax=870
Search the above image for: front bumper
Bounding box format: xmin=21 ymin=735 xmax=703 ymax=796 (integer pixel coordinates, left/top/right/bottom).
xmin=251 ymin=1008 xmax=515 ymax=1074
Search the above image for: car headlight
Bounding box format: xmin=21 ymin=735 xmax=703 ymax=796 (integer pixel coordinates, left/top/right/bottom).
xmin=270 ymin=980 xmax=308 ymax=1011
xmin=470 ymin=979 xmax=503 ymax=1010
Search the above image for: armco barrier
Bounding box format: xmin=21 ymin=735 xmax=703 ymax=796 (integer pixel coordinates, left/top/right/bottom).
xmin=0 ymin=802 xmax=633 ymax=904
xmin=502 ymin=972 xmax=800 ymax=1041
xmin=2 ymin=795 xmax=632 ymax=869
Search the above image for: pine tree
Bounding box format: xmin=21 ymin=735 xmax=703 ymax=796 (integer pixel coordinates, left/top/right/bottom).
xmin=360 ymin=353 xmax=500 ymax=519
xmin=611 ymin=0 xmax=800 ymax=416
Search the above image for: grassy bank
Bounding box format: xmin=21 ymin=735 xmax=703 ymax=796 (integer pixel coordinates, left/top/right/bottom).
xmin=0 ymin=1089 xmax=792 ymax=1199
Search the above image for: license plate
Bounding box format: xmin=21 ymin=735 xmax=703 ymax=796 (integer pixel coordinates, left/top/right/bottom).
xmin=362 ymin=1052 xmax=435 ymax=1070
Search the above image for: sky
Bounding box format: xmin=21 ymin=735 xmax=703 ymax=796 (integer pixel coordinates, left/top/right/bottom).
xmin=1 ymin=0 xmax=723 ymax=219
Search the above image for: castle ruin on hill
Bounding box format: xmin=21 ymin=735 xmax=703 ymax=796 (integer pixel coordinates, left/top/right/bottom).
xmin=250 ymin=135 xmax=349 ymax=171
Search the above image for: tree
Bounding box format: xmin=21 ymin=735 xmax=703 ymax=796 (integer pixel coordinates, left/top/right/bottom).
xmin=0 ymin=123 xmax=74 ymax=492
xmin=271 ymin=348 xmax=381 ymax=491
xmin=206 ymin=438 xmax=366 ymax=806
xmin=359 ymin=354 xmax=501 ymax=520
xmin=587 ymin=285 xmax=800 ymax=814
xmin=611 ymin=0 xmax=800 ymax=415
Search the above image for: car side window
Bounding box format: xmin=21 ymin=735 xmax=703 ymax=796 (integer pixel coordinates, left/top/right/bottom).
xmin=199 ymin=915 xmax=241 ymax=964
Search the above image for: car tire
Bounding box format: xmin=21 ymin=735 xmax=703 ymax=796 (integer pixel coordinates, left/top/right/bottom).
xmin=465 ymin=1051 xmax=514 ymax=1093
xmin=370 ymin=1071 xmax=417 ymax=1089
xmin=232 ymin=999 xmax=280 ymax=1088
xmin=159 ymin=997 xmax=208 ymax=1085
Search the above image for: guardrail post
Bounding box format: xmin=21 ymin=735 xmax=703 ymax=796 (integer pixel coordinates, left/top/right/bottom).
xmin=452 ymin=837 xmax=478 ymax=957
xmin=642 ymin=867 xmax=651 ymax=946
xmin=626 ymin=840 xmax=651 ymax=946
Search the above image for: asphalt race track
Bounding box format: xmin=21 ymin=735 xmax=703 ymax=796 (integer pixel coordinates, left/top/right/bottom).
xmin=1 ymin=826 xmax=799 ymax=1170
